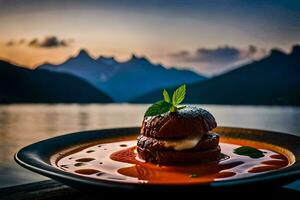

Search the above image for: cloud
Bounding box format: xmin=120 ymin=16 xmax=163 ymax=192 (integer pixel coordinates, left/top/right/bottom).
xmin=28 ymin=36 xmax=70 ymax=48
xmin=169 ymin=45 xmax=265 ymax=64
xmin=169 ymin=50 xmax=190 ymax=58
xmin=5 ymin=36 xmax=72 ymax=48
xmin=19 ymin=39 xmax=26 ymax=44
xmin=5 ymin=38 xmax=26 ymax=47
xmin=5 ymin=40 xmax=15 ymax=46
xmin=28 ymin=38 xmax=38 ymax=46
xmin=5 ymin=39 xmax=26 ymax=46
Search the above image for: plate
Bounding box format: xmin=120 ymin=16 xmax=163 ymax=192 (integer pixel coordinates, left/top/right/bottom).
xmin=15 ymin=126 xmax=300 ymax=191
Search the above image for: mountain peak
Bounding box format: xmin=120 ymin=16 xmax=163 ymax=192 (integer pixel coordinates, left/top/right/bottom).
xmin=291 ymin=44 xmax=300 ymax=56
xmin=98 ymin=55 xmax=115 ymax=60
xmin=129 ymin=54 xmax=150 ymax=63
xmin=131 ymin=54 xmax=137 ymax=59
xmin=97 ymin=55 xmax=117 ymax=65
xmin=269 ymin=48 xmax=287 ymax=58
xmin=76 ymin=49 xmax=93 ymax=60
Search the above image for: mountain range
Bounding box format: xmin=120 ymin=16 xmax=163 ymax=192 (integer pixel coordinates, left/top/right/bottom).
xmin=39 ymin=50 xmax=206 ymax=102
xmin=1 ymin=44 xmax=299 ymax=105
xmin=133 ymin=45 xmax=300 ymax=105
xmin=0 ymin=61 xmax=112 ymax=103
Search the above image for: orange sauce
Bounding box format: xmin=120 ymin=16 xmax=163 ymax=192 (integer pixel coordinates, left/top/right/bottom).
xmin=56 ymin=140 xmax=290 ymax=185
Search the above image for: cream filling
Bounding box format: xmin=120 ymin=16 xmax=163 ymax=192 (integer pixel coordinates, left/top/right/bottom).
xmin=160 ymin=134 xmax=203 ymax=151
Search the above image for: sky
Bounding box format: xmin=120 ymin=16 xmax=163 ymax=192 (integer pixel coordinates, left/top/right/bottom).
xmin=0 ymin=0 xmax=299 ymax=75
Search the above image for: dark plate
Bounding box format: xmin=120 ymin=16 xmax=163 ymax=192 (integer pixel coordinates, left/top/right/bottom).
xmin=15 ymin=126 xmax=300 ymax=191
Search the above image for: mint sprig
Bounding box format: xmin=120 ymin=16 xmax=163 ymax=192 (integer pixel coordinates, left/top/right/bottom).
xmin=163 ymin=89 xmax=170 ymax=103
xmin=172 ymin=84 xmax=186 ymax=106
xmin=144 ymin=84 xmax=186 ymax=117
xmin=144 ymin=100 xmax=172 ymax=116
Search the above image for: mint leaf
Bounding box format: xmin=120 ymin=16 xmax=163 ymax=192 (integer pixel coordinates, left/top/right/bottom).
xmin=144 ymin=100 xmax=172 ymax=117
xmin=143 ymin=84 xmax=187 ymax=116
xmin=163 ymin=89 xmax=170 ymax=103
xmin=233 ymin=146 xmax=264 ymax=159
xmin=172 ymin=84 xmax=186 ymax=106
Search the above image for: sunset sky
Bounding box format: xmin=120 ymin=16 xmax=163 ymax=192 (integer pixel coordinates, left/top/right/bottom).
xmin=0 ymin=0 xmax=299 ymax=75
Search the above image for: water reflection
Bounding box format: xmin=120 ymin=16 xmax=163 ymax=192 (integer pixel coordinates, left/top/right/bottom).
xmin=0 ymin=104 xmax=299 ymax=187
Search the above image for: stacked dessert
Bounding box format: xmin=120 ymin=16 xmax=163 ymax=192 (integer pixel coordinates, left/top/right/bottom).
xmin=137 ymin=106 xmax=220 ymax=165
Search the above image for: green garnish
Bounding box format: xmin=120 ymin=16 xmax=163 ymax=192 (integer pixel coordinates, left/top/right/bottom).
xmin=145 ymin=84 xmax=186 ymax=117
xmin=233 ymin=146 xmax=265 ymax=159
xmin=163 ymin=89 xmax=170 ymax=103
xmin=172 ymin=84 xmax=186 ymax=106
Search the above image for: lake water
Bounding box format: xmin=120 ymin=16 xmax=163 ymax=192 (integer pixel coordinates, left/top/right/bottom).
xmin=0 ymin=104 xmax=300 ymax=188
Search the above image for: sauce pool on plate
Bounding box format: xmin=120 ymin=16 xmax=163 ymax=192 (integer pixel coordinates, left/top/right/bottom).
xmin=55 ymin=139 xmax=291 ymax=185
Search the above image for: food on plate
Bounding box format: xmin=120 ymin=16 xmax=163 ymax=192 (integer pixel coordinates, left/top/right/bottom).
xmin=55 ymin=84 xmax=291 ymax=183
xmin=137 ymin=84 xmax=220 ymax=165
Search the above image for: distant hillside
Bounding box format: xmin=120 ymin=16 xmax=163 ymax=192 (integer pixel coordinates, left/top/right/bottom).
xmin=133 ymin=45 xmax=300 ymax=105
xmin=39 ymin=50 xmax=206 ymax=102
xmin=0 ymin=60 xmax=112 ymax=103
